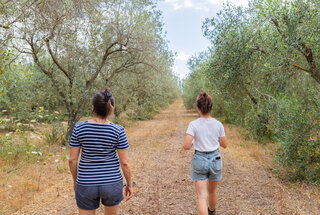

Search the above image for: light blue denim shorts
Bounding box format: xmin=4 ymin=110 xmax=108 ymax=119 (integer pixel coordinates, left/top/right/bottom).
xmin=191 ymin=149 xmax=222 ymax=181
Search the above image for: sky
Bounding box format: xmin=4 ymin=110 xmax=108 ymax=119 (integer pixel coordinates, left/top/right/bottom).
xmin=156 ymin=0 xmax=249 ymax=79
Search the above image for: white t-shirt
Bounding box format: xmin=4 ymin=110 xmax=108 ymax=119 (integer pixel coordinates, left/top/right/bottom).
xmin=186 ymin=118 xmax=225 ymax=152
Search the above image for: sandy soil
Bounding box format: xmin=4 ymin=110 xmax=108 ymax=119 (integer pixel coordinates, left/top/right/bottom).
xmin=10 ymin=99 xmax=320 ymax=215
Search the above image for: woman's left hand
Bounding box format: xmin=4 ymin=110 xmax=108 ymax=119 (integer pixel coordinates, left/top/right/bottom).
xmin=125 ymin=185 xmax=133 ymax=201
xmin=73 ymin=181 xmax=76 ymax=191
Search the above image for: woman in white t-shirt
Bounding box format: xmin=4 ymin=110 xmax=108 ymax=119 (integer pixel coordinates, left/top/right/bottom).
xmin=184 ymin=91 xmax=227 ymax=215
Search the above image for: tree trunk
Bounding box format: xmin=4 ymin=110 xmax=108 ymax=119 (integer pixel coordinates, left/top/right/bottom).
xmin=64 ymin=111 xmax=79 ymax=145
xmin=245 ymin=88 xmax=269 ymax=137
xmin=114 ymin=107 xmax=121 ymax=123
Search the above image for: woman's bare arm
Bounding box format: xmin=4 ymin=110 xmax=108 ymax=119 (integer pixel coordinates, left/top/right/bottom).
xmin=219 ymin=136 xmax=227 ymax=148
xmin=118 ymin=149 xmax=133 ymax=201
xmin=69 ymin=147 xmax=81 ymax=190
xmin=183 ymin=134 xmax=193 ymax=150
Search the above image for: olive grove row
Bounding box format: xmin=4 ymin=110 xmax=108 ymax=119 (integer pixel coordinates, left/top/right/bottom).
xmin=183 ymin=0 xmax=319 ymax=183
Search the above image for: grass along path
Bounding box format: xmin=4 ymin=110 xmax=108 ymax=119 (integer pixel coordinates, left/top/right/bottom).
xmin=11 ymin=99 xmax=320 ymax=214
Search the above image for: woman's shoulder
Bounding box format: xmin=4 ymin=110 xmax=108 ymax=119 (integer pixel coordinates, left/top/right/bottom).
xmin=109 ymin=122 xmax=125 ymax=132
xmin=188 ymin=118 xmax=200 ymax=126
xmin=74 ymin=121 xmax=88 ymax=128
xmin=211 ymin=118 xmax=224 ymax=127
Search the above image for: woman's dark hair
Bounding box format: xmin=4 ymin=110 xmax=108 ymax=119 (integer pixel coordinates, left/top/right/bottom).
xmin=92 ymin=88 xmax=115 ymax=118
xmin=196 ymin=91 xmax=212 ymax=114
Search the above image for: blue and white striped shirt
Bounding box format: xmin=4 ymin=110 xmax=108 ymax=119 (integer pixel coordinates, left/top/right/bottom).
xmin=69 ymin=121 xmax=129 ymax=185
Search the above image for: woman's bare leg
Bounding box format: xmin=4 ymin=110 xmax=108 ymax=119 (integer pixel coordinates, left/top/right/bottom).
xmin=195 ymin=179 xmax=208 ymax=215
xmin=208 ymin=180 xmax=219 ymax=211
xmin=104 ymin=204 xmax=119 ymax=215
xmin=79 ymin=209 xmax=95 ymax=215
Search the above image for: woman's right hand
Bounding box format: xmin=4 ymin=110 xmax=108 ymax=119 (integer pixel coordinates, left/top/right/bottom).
xmin=125 ymin=185 xmax=133 ymax=201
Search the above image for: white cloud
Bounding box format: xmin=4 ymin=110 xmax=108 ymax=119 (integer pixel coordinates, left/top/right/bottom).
xmin=164 ymin=0 xmax=248 ymax=11
xmin=164 ymin=0 xmax=208 ymax=11
xmin=184 ymin=0 xmax=193 ymax=8
xmin=172 ymin=52 xmax=190 ymax=79
xmin=208 ymin=0 xmax=248 ymax=6
xmin=173 ymin=3 xmax=182 ymax=10
xmin=176 ymin=52 xmax=190 ymax=61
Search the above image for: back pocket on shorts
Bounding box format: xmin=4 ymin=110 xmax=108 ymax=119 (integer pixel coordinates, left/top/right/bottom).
xmin=191 ymin=155 xmax=207 ymax=173
xmin=213 ymin=156 xmax=222 ymax=172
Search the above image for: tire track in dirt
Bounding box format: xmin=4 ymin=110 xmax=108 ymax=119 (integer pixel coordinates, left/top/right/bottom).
xmin=13 ymin=99 xmax=320 ymax=214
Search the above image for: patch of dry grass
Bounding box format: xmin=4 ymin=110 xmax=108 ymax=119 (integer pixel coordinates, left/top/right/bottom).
xmin=225 ymin=125 xmax=274 ymax=166
xmin=0 ymin=122 xmax=69 ymax=214
xmin=222 ymin=123 xmax=320 ymax=214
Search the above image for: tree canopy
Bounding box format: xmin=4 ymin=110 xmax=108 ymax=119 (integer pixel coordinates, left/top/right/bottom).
xmin=183 ymin=0 xmax=320 ymax=184
xmin=0 ymin=0 xmax=180 ymax=139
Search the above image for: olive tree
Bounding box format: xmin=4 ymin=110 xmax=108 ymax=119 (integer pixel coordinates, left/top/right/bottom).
xmin=11 ymin=0 xmax=167 ymax=139
xmin=252 ymin=0 xmax=320 ymax=84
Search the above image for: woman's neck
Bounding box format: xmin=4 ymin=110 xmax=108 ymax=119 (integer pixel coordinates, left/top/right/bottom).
xmin=89 ymin=116 xmax=110 ymax=124
xmin=199 ymin=113 xmax=212 ymax=118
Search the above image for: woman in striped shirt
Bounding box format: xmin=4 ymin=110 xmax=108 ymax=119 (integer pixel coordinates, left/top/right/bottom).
xmin=69 ymin=89 xmax=133 ymax=215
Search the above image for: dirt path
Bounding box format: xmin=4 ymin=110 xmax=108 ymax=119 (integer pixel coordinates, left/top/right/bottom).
xmin=13 ymin=99 xmax=320 ymax=215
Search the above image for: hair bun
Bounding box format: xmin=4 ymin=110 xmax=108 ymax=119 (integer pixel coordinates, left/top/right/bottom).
xmin=200 ymin=91 xmax=207 ymax=98
xmin=104 ymin=88 xmax=112 ymax=102
xmin=196 ymin=91 xmax=212 ymax=114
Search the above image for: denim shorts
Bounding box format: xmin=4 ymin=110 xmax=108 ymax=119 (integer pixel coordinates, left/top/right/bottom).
xmin=191 ymin=149 xmax=223 ymax=181
xmin=75 ymin=181 xmax=124 ymax=210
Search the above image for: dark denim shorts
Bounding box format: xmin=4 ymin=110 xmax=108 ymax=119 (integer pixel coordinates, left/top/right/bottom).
xmin=75 ymin=181 xmax=124 ymax=210
xmin=191 ymin=149 xmax=222 ymax=181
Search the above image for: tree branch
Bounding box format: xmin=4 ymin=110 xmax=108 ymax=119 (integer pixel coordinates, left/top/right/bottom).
xmin=251 ymin=46 xmax=266 ymax=54
xmin=45 ymin=38 xmax=72 ymax=84
xmin=27 ymin=36 xmax=70 ymax=110
xmin=271 ymin=18 xmax=320 ymax=84
xmin=292 ymin=63 xmax=311 ymax=73
xmin=44 ymin=18 xmax=72 ymax=85
xmin=86 ymin=41 xmax=122 ymax=89
xmin=1 ymin=0 xmax=39 ymax=29
xmin=0 ymin=24 xmax=9 ymax=29
xmin=245 ymin=88 xmax=258 ymax=105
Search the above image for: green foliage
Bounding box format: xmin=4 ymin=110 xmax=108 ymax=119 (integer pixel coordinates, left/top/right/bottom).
xmin=0 ymin=63 xmax=65 ymax=124
xmin=182 ymin=53 xmax=210 ymax=109
xmin=0 ymin=0 xmax=180 ymax=141
xmin=0 ymin=118 xmax=35 ymax=132
xmin=108 ymin=63 xmax=180 ymax=121
xmin=0 ymin=50 xmax=23 ymax=96
xmin=0 ymin=134 xmax=42 ymax=165
xmin=44 ymin=123 xmax=65 ymax=146
xmin=184 ymin=0 xmax=320 ymax=184
xmin=274 ymin=95 xmax=320 ymax=183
